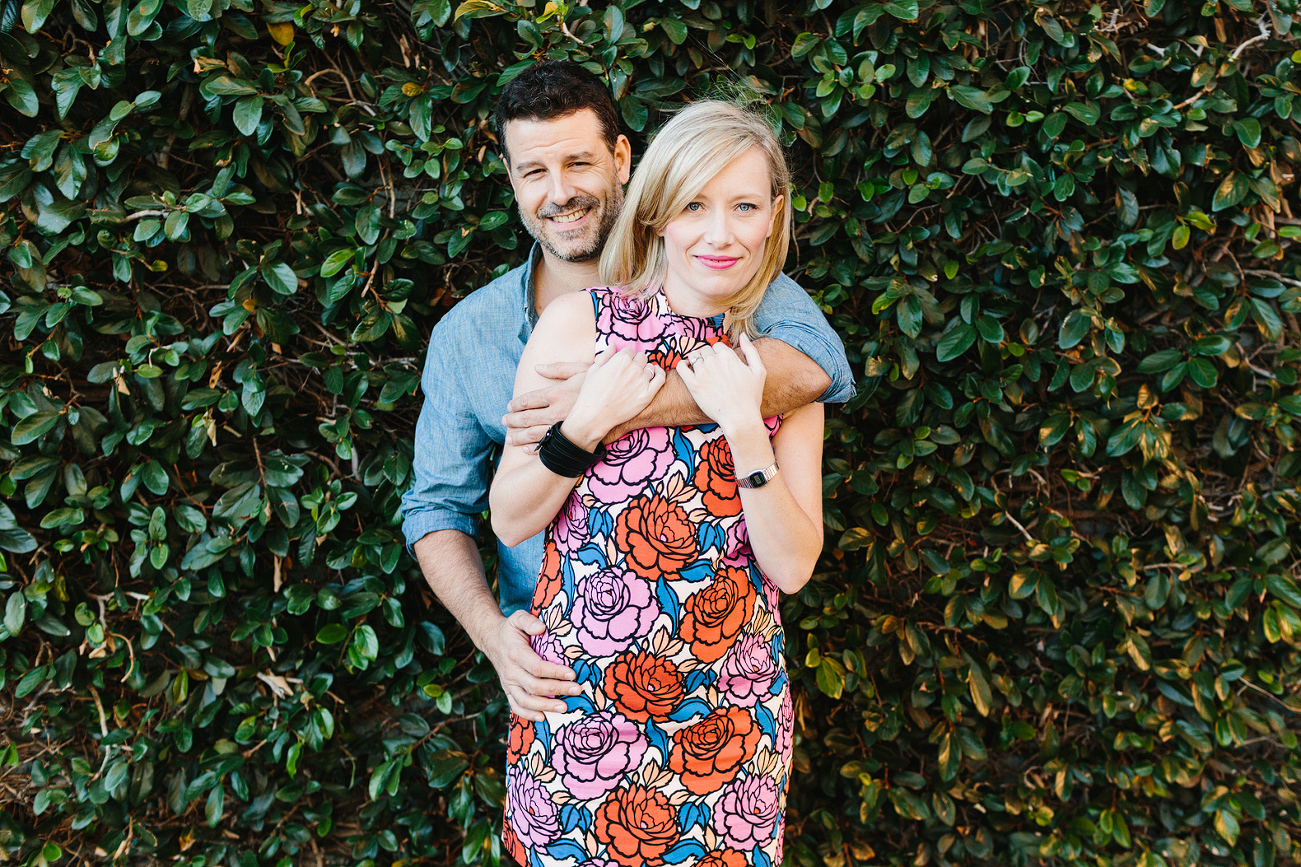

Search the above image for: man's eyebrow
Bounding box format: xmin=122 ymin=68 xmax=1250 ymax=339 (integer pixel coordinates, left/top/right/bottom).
xmin=512 ymin=150 xmax=603 ymax=172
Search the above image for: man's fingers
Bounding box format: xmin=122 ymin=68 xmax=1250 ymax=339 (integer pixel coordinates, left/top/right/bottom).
xmin=506 ymin=688 xmax=568 ymax=719
xmin=505 ymin=424 xmax=552 ymax=447
xmin=504 ymin=407 xmax=557 ymax=430
xmin=536 ymin=361 xmax=591 ymax=380
xmin=507 ymin=390 xmax=553 ymax=413
xmin=506 ymin=609 xmax=546 ymax=635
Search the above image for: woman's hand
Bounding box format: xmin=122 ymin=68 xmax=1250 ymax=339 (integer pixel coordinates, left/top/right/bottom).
xmin=562 ymin=346 xmax=666 ymax=449
xmin=678 ymin=332 xmax=766 ymax=435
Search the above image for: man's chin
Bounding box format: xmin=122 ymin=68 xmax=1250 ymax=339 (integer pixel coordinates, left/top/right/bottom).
xmin=539 ymin=233 xmax=602 ymax=264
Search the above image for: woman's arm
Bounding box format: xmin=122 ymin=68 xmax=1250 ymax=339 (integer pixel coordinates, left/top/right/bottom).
xmin=728 ymin=401 xmax=824 ymax=593
xmin=490 ymin=292 xmax=665 ymax=546
xmin=678 ymin=335 xmax=824 ymax=592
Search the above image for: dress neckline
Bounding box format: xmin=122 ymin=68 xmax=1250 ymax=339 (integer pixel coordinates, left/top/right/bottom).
xmin=647 ymin=284 xmax=726 ymax=329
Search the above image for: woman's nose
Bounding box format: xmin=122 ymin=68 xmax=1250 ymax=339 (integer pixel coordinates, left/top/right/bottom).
xmin=703 ymin=211 xmax=734 ymax=246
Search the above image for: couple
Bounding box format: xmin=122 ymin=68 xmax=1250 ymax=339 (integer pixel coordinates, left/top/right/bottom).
xmin=401 ymin=62 xmax=854 ymax=867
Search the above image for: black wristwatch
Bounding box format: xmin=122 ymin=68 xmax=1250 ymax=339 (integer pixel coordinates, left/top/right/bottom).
xmin=538 ymin=421 xmax=606 ymax=477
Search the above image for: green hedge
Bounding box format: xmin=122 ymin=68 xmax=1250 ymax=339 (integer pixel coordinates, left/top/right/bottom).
xmin=3 ymin=0 xmax=1301 ymax=864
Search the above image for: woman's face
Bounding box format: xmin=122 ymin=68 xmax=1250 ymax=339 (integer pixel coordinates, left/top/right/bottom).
xmin=658 ymin=147 xmax=781 ymax=318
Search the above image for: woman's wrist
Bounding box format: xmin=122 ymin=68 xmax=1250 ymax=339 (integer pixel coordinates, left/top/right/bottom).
xmin=559 ymin=414 xmax=608 ymax=452
xmin=724 ymin=421 xmax=775 ymax=470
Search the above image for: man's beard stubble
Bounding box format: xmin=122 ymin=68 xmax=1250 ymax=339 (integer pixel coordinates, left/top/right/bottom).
xmin=523 ymin=185 xmax=624 ymax=264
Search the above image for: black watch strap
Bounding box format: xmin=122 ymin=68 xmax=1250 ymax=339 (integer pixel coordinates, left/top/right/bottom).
xmin=538 ymin=421 xmax=606 ymax=477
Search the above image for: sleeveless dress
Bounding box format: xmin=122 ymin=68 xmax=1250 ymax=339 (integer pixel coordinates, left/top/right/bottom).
xmin=503 ymin=286 xmax=793 ymax=867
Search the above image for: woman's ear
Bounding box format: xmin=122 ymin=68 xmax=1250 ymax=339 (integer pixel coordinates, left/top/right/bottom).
xmin=767 ymin=194 xmax=785 ymax=238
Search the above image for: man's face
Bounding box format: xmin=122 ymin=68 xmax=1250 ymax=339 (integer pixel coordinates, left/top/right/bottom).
xmin=503 ymin=109 xmax=632 ymax=264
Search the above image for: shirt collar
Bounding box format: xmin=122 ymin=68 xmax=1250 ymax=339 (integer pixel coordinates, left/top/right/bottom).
xmin=523 ymin=243 xmax=544 ymax=332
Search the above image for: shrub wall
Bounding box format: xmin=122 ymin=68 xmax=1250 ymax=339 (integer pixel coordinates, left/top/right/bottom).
xmin=3 ymin=0 xmax=1301 ymax=864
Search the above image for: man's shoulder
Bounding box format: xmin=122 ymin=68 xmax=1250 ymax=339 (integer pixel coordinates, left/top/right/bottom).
xmin=767 ymin=271 xmax=805 ymax=293
xmin=435 ymin=260 xmax=532 ymax=332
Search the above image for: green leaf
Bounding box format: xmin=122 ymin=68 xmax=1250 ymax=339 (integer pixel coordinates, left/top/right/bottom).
xmin=816 ymin=657 xmax=845 ymax=699
xmin=1058 ymin=311 xmax=1091 ymax=349
xmin=317 ymin=623 xmax=348 ymax=644
xmin=1266 ymin=572 xmax=1301 ymax=608
xmin=12 ymin=412 xmax=60 ymax=446
xmin=263 ymin=261 xmax=298 ymax=295
xmin=0 ymin=502 xmax=38 ymax=553
xmin=1212 ymin=172 xmax=1249 ymax=212
xmin=882 ymin=0 xmax=918 ymax=18
xmin=4 ymin=592 xmax=27 ymax=635
xmin=1138 ymin=349 xmax=1182 ymax=373
xmin=948 ymin=86 xmax=992 ymax=114
xmin=660 ymin=16 xmax=687 ymax=44
xmin=453 ymin=0 xmax=505 ymax=19
xmin=21 ymin=0 xmax=56 ymax=33
xmin=233 ymin=96 xmax=264 ymax=136
xmin=4 ymin=78 xmax=40 ymax=118
xmin=967 ymin=664 xmax=992 ymax=716
xmin=320 ymin=249 xmax=355 ymax=278
xmin=936 ymin=323 xmax=977 ymax=362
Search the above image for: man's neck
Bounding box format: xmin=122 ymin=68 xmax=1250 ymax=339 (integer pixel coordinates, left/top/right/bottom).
xmin=533 ymin=254 xmax=602 ymax=315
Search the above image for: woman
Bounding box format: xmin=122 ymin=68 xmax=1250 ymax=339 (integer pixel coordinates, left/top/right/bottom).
xmin=489 ymin=100 xmax=824 ymax=867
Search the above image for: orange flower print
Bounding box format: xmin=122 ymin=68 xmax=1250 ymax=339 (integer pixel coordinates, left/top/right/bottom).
xmin=601 ymin=650 xmax=685 ymax=722
xmin=614 ymin=493 xmax=698 ymax=580
xmin=507 ymin=714 xmax=535 ymax=765
xmin=532 ymin=541 xmax=563 ymax=612
xmin=593 ymin=783 xmax=679 ymax=866
xmin=679 ymin=566 xmax=755 ymax=662
xmin=697 ymin=849 xmax=749 ymax=867
xmin=692 ymin=438 xmax=742 ymax=517
xmin=667 ymin=706 xmax=760 ymax=795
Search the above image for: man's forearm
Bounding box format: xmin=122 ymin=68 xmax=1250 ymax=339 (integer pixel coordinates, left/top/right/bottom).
xmin=412 ymin=529 xmax=505 ymax=651
xmin=609 ymin=337 xmax=831 ymax=438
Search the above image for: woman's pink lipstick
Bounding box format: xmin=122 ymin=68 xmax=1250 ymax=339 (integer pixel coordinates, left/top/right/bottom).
xmin=696 ymin=255 xmax=739 ymax=270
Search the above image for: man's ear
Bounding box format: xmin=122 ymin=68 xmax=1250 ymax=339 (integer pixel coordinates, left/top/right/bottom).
xmin=614 ymin=135 xmax=632 ymax=185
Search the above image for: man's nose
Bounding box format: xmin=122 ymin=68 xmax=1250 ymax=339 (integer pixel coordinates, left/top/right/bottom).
xmin=546 ymin=170 xmax=578 ymax=206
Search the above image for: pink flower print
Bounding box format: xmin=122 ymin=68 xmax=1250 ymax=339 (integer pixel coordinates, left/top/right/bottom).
xmin=722 ymin=519 xmax=751 ymax=565
xmin=596 ymin=291 xmax=657 ymax=346
xmin=588 ymin=427 xmax=675 ymax=502
xmin=552 ymin=709 xmax=648 ymax=799
xmin=717 ymin=634 xmax=779 ymax=707
xmin=713 ymin=774 xmax=782 ymax=851
xmin=530 ymin=629 xmax=566 ymax=667
xmin=507 ymin=765 xmax=561 ymax=849
xmin=775 ymin=689 xmax=793 ymax=761
xmin=571 ymin=565 xmax=660 ymax=656
xmin=553 ymin=494 xmax=590 ymax=556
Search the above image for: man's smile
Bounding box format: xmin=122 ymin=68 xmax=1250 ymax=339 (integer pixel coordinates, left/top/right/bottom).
xmin=547 ymin=208 xmax=589 ymax=225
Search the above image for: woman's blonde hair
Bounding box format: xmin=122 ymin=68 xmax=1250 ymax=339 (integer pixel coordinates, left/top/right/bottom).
xmin=598 ymin=100 xmax=791 ymax=338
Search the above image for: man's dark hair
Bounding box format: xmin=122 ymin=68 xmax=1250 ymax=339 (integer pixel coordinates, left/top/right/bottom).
xmin=494 ymin=61 xmax=621 ymax=162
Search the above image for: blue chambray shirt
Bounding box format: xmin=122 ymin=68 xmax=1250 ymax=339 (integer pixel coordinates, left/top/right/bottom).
xmin=401 ymin=245 xmax=856 ymax=616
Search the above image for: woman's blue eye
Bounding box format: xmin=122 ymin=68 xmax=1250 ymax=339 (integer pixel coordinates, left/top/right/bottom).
xmin=686 ymin=202 xmax=703 ymax=211
xmin=737 ymin=203 xmax=757 ymax=211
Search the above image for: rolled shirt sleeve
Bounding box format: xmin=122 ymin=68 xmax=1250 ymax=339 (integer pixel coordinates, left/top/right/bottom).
xmin=753 ymin=273 xmax=856 ymax=404
xmin=400 ymin=319 xmax=494 ymax=548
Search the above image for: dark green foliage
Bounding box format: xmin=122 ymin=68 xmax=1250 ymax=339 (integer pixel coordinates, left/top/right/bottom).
xmin=2 ymin=0 xmax=1301 ymax=864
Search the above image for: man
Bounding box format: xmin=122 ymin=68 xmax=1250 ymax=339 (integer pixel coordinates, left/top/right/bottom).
xmin=400 ymin=61 xmax=855 ymax=722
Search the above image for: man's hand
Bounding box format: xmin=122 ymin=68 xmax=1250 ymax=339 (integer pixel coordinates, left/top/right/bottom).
xmin=503 ymin=361 xmax=591 ymax=448
xmin=482 ymin=609 xmax=580 ymax=721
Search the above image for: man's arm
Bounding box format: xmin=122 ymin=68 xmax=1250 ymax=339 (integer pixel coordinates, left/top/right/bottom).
xmin=413 ymin=530 xmax=576 ymax=721
xmin=401 ymin=312 xmax=576 ymax=720
xmin=503 ymin=273 xmax=852 ymax=446
xmin=607 ymin=337 xmax=827 ymax=439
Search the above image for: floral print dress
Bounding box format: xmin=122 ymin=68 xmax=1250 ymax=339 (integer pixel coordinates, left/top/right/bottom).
xmin=503 ymin=287 xmax=792 ymax=867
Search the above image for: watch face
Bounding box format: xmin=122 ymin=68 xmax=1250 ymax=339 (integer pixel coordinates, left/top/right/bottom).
xmin=746 ymin=470 xmax=766 ymax=488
